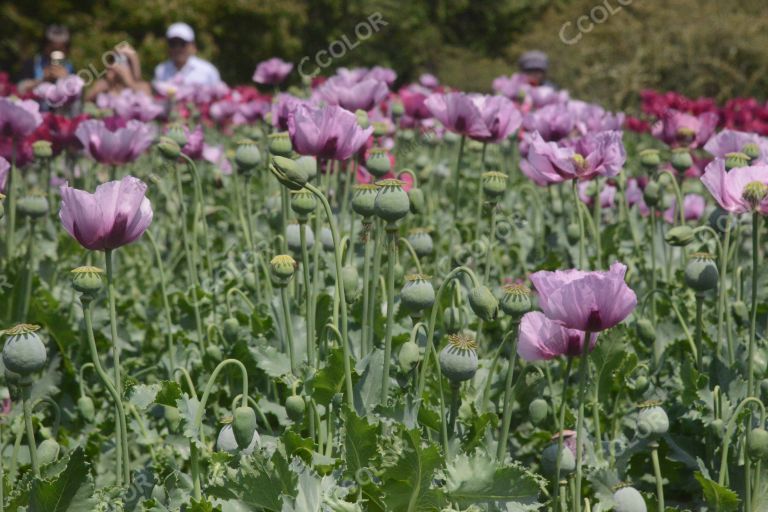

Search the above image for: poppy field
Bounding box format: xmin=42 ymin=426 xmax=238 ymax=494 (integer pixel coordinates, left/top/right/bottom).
xmin=1 ymin=62 xmax=768 ymax=512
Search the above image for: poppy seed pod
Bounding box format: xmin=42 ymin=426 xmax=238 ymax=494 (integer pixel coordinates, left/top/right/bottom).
xmin=743 ymin=143 xmax=760 ymax=162
xmin=638 ymin=148 xmax=661 ymax=169
xmin=643 ymin=181 xmax=661 ymax=208
xmin=366 ymin=148 xmax=393 ymax=178
xmin=407 ymin=229 xmax=433 ymax=257
xmin=157 ymin=137 xmax=181 ymax=160
xmin=71 ymin=266 xmax=104 ymax=296
xmin=17 ymin=195 xmax=49 ymax=219
xmin=290 ymin=189 xmax=317 ymax=217
xmin=232 ymin=406 xmax=258 ymax=449
xmin=2 ymin=324 xmax=46 ymax=377
xmin=612 ymin=484 xmax=647 ymax=512
xmin=32 ymin=140 xmax=53 ymax=159
xmin=341 ymin=265 xmax=361 ymax=304
xmin=271 ymin=155 xmax=307 ymax=190
xmin=443 ymin=306 xmax=464 ymax=334
xmin=398 ymin=340 xmax=421 ymax=372
xmin=235 ymin=139 xmax=262 ymax=174
xmin=270 ymin=254 xmax=296 ymax=286
xmin=355 ymin=109 xmax=370 ymax=129
xmin=664 ymin=225 xmax=695 ymax=247
xmin=500 ymin=284 xmax=531 ymax=318
xmin=295 ymin=156 xmax=318 ymax=181
xmin=748 ymin=428 xmax=768 ymax=461
xmin=469 ymin=286 xmax=499 ymax=321
xmin=635 ymin=401 xmax=669 ymax=438
xmin=670 ymin=148 xmax=693 ymax=172
xmin=439 ymin=334 xmax=478 ymax=383
xmin=482 ymin=171 xmax=508 ymax=199
xmin=285 ymin=395 xmax=305 ymax=422
xmin=390 ymin=100 xmax=404 ymax=117
xmin=372 ymin=122 xmax=388 ymax=138
xmin=528 ymin=398 xmax=548 ymax=425
xmin=408 ymin=187 xmax=425 ymax=214
xmin=742 ymin=181 xmax=768 ymax=210
xmin=165 ymin=123 xmax=188 ymax=147
xmin=352 ymin=184 xmax=379 ymax=218
xmin=268 ymin=131 xmax=293 ymax=157
xmin=374 ymin=179 xmax=410 ymax=224
xmin=725 ymin=151 xmax=750 ymax=171
xmin=541 ymin=443 xmax=576 ymax=476
xmin=684 ymin=252 xmax=718 ymax=293
xmin=400 ymin=274 xmax=435 ymax=314
xmin=216 ymin=423 xmax=260 ymax=455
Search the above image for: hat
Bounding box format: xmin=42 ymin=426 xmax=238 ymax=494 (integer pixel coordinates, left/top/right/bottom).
xmin=45 ymin=25 xmax=70 ymax=45
xmin=166 ymin=22 xmax=195 ymax=42
xmin=518 ymin=50 xmax=549 ymax=72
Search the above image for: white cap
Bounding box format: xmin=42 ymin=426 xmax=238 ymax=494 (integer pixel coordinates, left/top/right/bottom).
xmin=166 ymin=22 xmax=195 ymax=42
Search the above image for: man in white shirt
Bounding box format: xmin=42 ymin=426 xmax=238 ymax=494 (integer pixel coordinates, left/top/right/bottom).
xmin=153 ymin=22 xmax=221 ymax=86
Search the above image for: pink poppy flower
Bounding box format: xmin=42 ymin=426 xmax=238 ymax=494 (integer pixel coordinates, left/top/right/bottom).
xmin=651 ymin=110 xmax=718 ymax=148
xmin=663 ymin=194 xmax=706 ymax=224
xmin=519 ymin=132 xmax=575 ymax=186
xmin=469 ymin=94 xmax=523 ymax=143
xmin=424 ymin=92 xmax=491 ymax=139
xmin=578 ymin=181 xmax=617 ymax=208
xmin=59 ymin=175 xmax=153 ymax=251
xmin=288 ymin=104 xmax=373 ymax=161
xmin=523 ymin=103 xmax=574 ymax=142
xmin=75 ymin=118 xmax=156 ymax=165
xmin=700 ymin=159 xmax=768 ymax=215
xmin=317 ymin=76 xmax=389 ymax=112
xmin=703 ymin=129 xmax=768 ymax=163
xmin=0 ymin=97 xmax=43 ymax=139
xmin=252 ymin=58 xmax=293 ymax=85
xmin=530 ymin=262 xmax=637 ymax=332
xmin=518 ymin=311 xmax=599 ymax=361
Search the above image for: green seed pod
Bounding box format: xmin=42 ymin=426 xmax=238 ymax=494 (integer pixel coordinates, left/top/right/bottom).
xmin=268 ymin=132 xmax=293 ymax=157
xmin=17 ymin=195 xmax=48 ymax=219
xmin=398 ymin=340 xmax=421 ymax=372
xmin=37 ymin=439 xmax=60 ymax=466
xmin=166 ymin=123 xmax=188 ymax=147
xmin=400 ymin=274 xmax=435 ymax=314
xmin=670 ymin=148 xmax=693 ymax=172
xmin=743 ymin=144 xmax=760 ymax=162
xmin=374 ymin=179 xmax=410 ymax=224
xmin=342 ymin=264 xmax=361 ymax=304
xmin=372 ymin=121 xmax=389 ymax=138
xmin=438 ymin=334 xmax=478 ymax=383
xmin=285 ymin=395 xmax=305 ymax=422
xmin=217 ymin=422 xmax=260 ymax=455
xmin=290 ymin=189 xmax=317 ymax=217
xmin=407 ymin=187 xmax=425 ymax=214
xmin=643 ymin=181 xmax=661 ymax=208
xmin=725 ymin=151 xmax=750 ymax=171
xmin=528 ymin=398 xmax=548 ymax=425
xmin=639 ymin=148 xmax=661 ymax=169
xmin=32 ymin=140 xmax=53 ymax=159
xmin=612 ymin=485 xmax=647 ymax=512
xmin=157 ymin=136 xmax=181 ymax=160
xmin=352 ymin=184 xmax=379 ymax=218
xmin=78 ymin=396 xmax=95 ymax=422
xmin=234 ymin=139 xmax=262 ymax=174
xmin=271 ymin=155 xmax=307 ymax=190
xmin=635 ymin=318 xmax=655 ymax=343
xmin=295 ymin=156 xmax=318 ymax=181
xmin=468 ymin=286 xmax=499 ymax=321
xmin=407 ymin=229 xmax=433 ymax=257
xmin=390 ymin=100 xmax=404 ymax=117
xmin=71 ymin=266 xmax=104 ymax=296
xmin=709 ymin=418 xmax=725 ymax=438
xmin=270 ymin=254 xmax=297 ymax=284
xmin=222 ymin=317 xmax=240 ymax=343
xmin=743 ymin=181 xmax=768 ymax=210
xmin=232 ymin=406 xmax=258 ymax=450
xmin=2 ymin=324 xmax=46 ymax=376
xmin=366 ymin=148 xmax=392 ymax=178
xmin=500 ymin=284 xmax=531 ymax=318
xmin=635 ymin=401 xmax=669 ymax=438
xmin=684 ymin=252 xmax=719 ymax=293
xmin=443 ymin=307 xmax=464 ymax=334
xmin=541 ymin=443 xmax=575 ymax=476
xmin=664 ymin=225 xmax=695 ymax=247
xmin=482 ymin=171 xmax=508 ymax=199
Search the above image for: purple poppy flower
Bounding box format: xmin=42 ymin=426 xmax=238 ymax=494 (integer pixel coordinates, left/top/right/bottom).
xmin=75 ymin=118 xmax=156 ymax=165
xmin=701 ymin=159 xmax=768 ymax=215
xmin=0 ymin=97 xmax=43 ymax=139
xmin=469 ymin=94 xmax=523 ymax=143
xmin=704 ymin=129 xmax=768 ymax=163
xmin=288 ymin=104 xmax=373 ymax=161
xmin=419 ymin=73 xmax=439 ymax=89
xmin=271 ymin=93 xmax=304 ymax=132
xmin=492 ymin=73 xmax=531 ymax=101
xmin=366 ymin=66 xmax=397 ymax=86
xmin=34 ymin=75 xmax=84 ymax=108
xmin=523 ymin=103 xmax=574 ymax=142
xmin=0 ymin=156 xmax=8 ymax=194
xmin=571 ymin=130 xmax=627 ymax=179
xmin=59 ymin=175 xmax=153 ymax=251
xmin=424 ymin=92 xmax=491 ymax=139
xmin=519 ymin=131 xmax=576 ymax=186
xmin=530 ymin=86 xmax=569 ymax=108
xmin=317 ymin=76 xmax=389 ymax=112
xmin=181 ymin=125 xmax=204 ymax=159
xmin=203 ymin=144 xmax=232 ymax=175
xmin=651 ymin=110 xmax=718 ymax=148
xmin=530 ymin=262 xmax=637 ymax=332
xmin=568 ymin=101 xmax=624 ymax=135
xmin=663 ymin=194 xmax=706 ymax=224
xmin=252 ymin=58 xmax=293 ymax=85
xmin=518 ymin=311 xmax=599 ymax=361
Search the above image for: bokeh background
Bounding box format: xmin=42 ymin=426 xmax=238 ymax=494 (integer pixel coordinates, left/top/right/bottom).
xmin=2 ymin=0 xmax=766 ymax=110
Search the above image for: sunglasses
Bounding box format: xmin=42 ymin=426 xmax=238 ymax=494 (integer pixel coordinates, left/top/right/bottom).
xmin=167 ymin=38 xmax=188 ymax=48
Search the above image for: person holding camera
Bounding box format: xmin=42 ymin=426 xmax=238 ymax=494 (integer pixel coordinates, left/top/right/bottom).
xmin=84 ymin=43 xmax=151 ymax=101
xmin=17 ymin=25 xmax=75 ymax=94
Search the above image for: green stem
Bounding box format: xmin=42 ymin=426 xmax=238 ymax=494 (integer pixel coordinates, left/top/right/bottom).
xmin=280 ymin=285 xmax=296 ymax=375
xmin=572 ymin=180 xmax=585 ymax=268
xmin=474 ymin=143 xmax=488 ymax=240
xmin=484 ymin=204 xmax=497 ymax=284
xmin=592 ymin=178 xmax=602 ymax=268
xmin=16 ymin=218 xmax=35 ymax=321
xmin=381 ymin=226 xmax=397 ymax=403
xmin=452 ymin=136 xmax=466 ymax=222
xmin=21 ymin=386 xmax=39 ymax=477
xmin=650 ymin=442 xmax=664 ymax=512
xmin=650 ymin=207 xmax=658 ymax=322
xmin=146 ymin=230 xmax=175 ymax=376
xmin=695 ymin=294 xmax=704 ymax=371
xmin=553 ymin=357 xmax=574 ymax=512
xmin=574 ymin=331 xmax=593 ymax=512
xmin=496 ymin=326 xmax=520 ymax=460
xmin=368 ymin=219 xmax=384 ymax=352
xmin=360 ymin=220 xmax=373 ymax=356
xmin=718 ymin=397 xmax=766 ymax=486
xmin=748 ymin=212 xmax=759 ymax=396
xmin=300 ymin=220 xmax=315 ymax=367
xmin=448 ymin=382 xmax=461 ymax=436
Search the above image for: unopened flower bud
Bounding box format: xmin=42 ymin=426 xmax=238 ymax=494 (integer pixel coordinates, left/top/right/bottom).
xmin=408 ymin=187 xmax=425 ymax=214
xmin=748 ymin=428 xmax=768 ymax=461
xmin=341 ymin=264 xmax=361 ymax=304
xmin=468 ymin=285 xmax=499 ymax=321
xmin=157 ymin=137 xmax=181 ymax=160
xmin=528 ymin=398 xmax=548 ymax=425
xmin=372 ymin=121 xmax=388 ymax=138
xmin=271 ymin=156 xmax=307 ymax=190
xmin=295 ymin=156 xmax=317 ymax=181
xmin=635 ymin=318 xmax=655 ymax=343
xmin=639 ymin=148 xmax=661 ymax=169
xmin=643 ymin=181 xmax=661 ymax=208
xmin=398 ymin=340 xmax=421 ymax=372
xmin=17 ymin=195 xmax=48 ymax=218
xmin=664 ymin=225 xmax=694 ymax=246
xmin=166 ymin=123 xmax=188 ymax=147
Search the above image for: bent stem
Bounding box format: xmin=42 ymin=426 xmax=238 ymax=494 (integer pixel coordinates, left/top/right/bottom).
xmin=21 ymin=386 xmax=39 ymax=477
xmin=574 ymin=331 xmax=593 ymax=512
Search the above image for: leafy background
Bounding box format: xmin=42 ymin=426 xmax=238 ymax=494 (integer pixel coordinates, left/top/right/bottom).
xmin=2 ymin=0 xmax=767 ymax=109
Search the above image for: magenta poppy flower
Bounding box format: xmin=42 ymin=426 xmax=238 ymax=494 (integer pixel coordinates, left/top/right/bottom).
xmin=425 ymin=92 xmax=491 ymax=139
xmin=365 ymin=66 xmax=397 ymax=86
xmin=530 ymin=262 xmax=637 ymax=332
xmin=569 ymin=101 xmax=625 ymax=135
xmin=97 ymin=90 xmax=164 ymax=122
xmin=0 ymin=97 xmax=43 ymax=139
xmin=288 ymin=104 xmax=373 ymax=161
xmin=34 ymin=75 xmax=84 ymax=108
xmin=252 ymin=58 xmax=293 ymax=85
xmin=700 ymin=159 xmax=768 ymax=215
xmin=399 ymin=87 xmax=431 ymax=120
xmin=75 ymin=118 xmax=156 ymax=165
xmin=0 ymin=156 xmax=8 ymax=194
xmin=518 ymin=311 xmax=599 ymax=361
xmin=271 ymin=94 xmax=304 ymax=132
xmin=651 ymin=110 xmax=718 ymax=148
xmin=419 ymin=73 xmax=439 ymax=89
xmin=59 ymin=175 xmax=153 ymax=251
xmin=519 ymin=132 xmax=575 ymax=186
xmin=181 ymin=125 xmax=204 ymax=159
xmin=704 ymin=129 xmax=768 ymax=162
xmin=663 ymin=194 xmax=705 ymax=224
xmin=523 ymin=103 xmax=574 ymax=142
xmin=469 ymin=94 xmax=523 ymax=143
xmin=317 ymin=76 xmax=389 ymax=112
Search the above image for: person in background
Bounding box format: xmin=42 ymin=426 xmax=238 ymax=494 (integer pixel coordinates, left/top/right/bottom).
xmin=153 ymin=22 xmax=220 ymax=87
xmin=517 ymin=50 xmax=552 ymax=87
xmin=85 ymin=43 xmax=151 ymax=101
xmin=17 ymin=25 xmax=75 ymax=94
